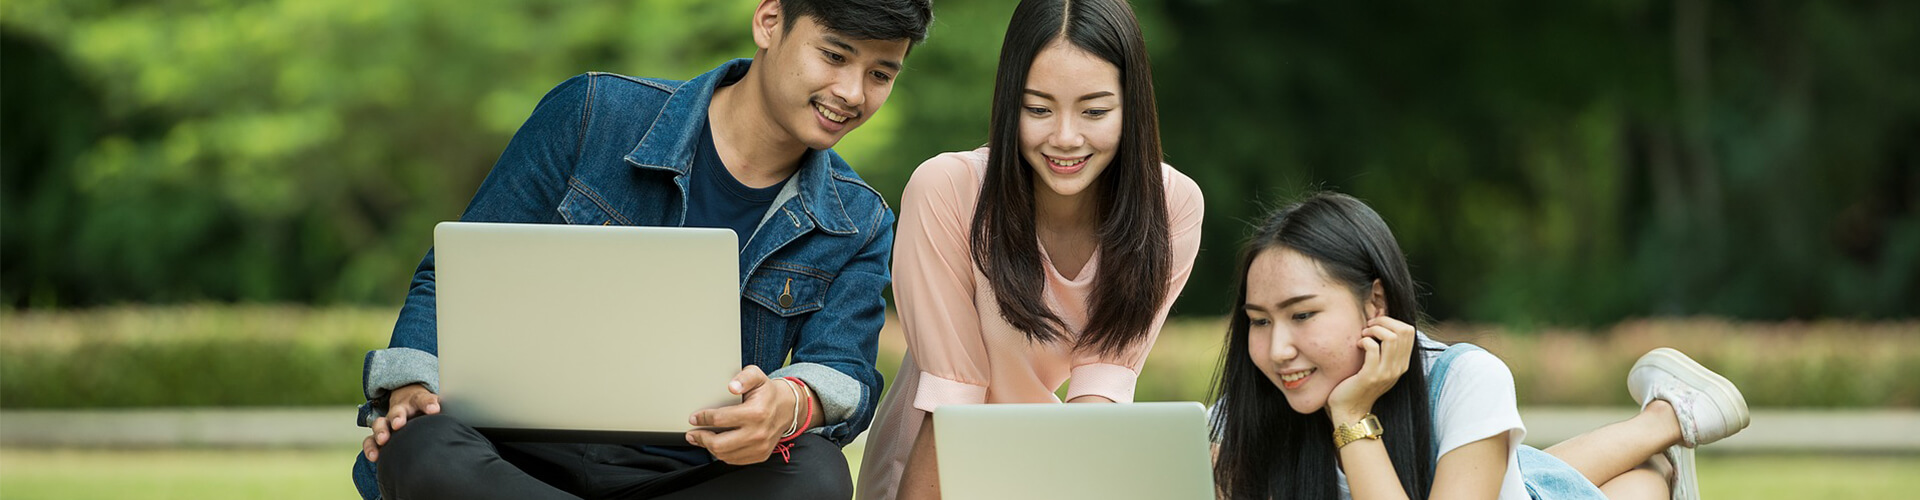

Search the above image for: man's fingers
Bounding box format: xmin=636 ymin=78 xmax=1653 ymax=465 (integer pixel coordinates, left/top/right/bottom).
xmin=408 ymin=391 xmax=442 ymax=415
xmin=729 ymin=365 xmax=769 ymax=395
xmin=371 ymin=416 xmax=392 ymax=446
xmin=701 ymin=431 xmax=772 ymax=465
xmin=686 ymin=428 xmax=719 ymax=449
xmin=697 ymin=404 xmax=762 ymax=429
xmin=363 ymin=435 xmax=381 ymax=462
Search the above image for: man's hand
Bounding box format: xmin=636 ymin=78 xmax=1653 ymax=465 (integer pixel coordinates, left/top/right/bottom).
xmin=362 ymin=383 xmax=439 ymax=462
xmin=684 ymin=366 xmax=798 ymax=465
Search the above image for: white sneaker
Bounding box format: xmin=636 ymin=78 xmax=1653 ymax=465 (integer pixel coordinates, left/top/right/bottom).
xmin=1628 ymin=348 xmax=1749 ymax=500
xmin=1662 ymin=445 xmax=1698 ymax=500
xmin=1628 ymin=348 xmax=1751 ymax=447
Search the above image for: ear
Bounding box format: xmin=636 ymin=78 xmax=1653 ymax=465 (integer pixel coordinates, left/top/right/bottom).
xmin=751 ymin=0 xmax=782 ymax=52
xmin=1363 ymin=279 xmax=1387 ymax=320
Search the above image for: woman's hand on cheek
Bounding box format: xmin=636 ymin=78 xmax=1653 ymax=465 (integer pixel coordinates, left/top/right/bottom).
xmin=1326 ymin=316 xmax=1417 ymax=423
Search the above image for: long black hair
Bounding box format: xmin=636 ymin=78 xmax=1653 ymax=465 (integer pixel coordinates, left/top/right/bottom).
xmin=970 ymin=0 xmax=1170 ymax=356
xmin=1210 ymin=192 xmax=1435 ymax=499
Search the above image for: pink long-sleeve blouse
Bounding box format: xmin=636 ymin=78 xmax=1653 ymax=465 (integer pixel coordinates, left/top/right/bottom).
xmin=856 ymin=148 xmax=1205 ymax=500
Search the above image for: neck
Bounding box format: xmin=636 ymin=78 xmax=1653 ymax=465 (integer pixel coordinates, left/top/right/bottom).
xmin=708 ymin=66 xmax=806 ymax=187
xmin=1033 ymin=182 xmax=1099 ymax=236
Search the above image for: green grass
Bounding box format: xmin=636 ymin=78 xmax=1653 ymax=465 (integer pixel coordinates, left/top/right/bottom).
xmin=0 ymin=447 xmax=361 ymax=500
xmin=0 ymin=447 xmax=1911 ymax=499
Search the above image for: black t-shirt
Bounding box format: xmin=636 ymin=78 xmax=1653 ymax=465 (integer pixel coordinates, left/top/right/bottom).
xmin=683 ymin=119 xmax=788 ymax=251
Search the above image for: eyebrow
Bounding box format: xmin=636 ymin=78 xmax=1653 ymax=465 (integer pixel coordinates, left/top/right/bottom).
xmin=823 ymin=34 xmax=902 ymax=72
xmin=1243 ymin=294 xmax=1317 ymax=313
xmin=1023 ymin=89 xmax=1118 ymax=102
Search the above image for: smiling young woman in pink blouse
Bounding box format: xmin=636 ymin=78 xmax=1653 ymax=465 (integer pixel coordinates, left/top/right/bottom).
xmin=854 ymin=1 xmax=1204 ymax=499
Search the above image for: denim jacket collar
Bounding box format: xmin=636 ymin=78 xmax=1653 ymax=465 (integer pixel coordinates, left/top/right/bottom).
xmin=622 ymin=58 xmax=860 ymax=236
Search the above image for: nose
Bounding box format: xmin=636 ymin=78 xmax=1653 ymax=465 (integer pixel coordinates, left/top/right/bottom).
xmin=1046 ymin=114 xmax=1085 ymax=150
xmin=829 ymin=67 xmax=866 ymax=109
xmin=1266 ymin=330 xmax=1296 ymax=365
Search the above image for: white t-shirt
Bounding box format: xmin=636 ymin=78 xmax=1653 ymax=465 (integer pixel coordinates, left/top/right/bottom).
xmin=1335 ymin=334 xmax=1530 ymax=500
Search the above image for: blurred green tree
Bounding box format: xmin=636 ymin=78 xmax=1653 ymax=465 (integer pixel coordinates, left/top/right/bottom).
xmin=3 ymin=0 xmax=1915 ymax=324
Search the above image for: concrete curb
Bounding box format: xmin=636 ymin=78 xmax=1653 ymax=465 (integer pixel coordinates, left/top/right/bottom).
xmin=4 ymin=407 xmax=1917 ymax=453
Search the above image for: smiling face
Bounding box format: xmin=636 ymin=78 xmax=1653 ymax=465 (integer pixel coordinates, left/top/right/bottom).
xmin=752 ymin=10 xmax=910 ymax=150
xmin=1019 ymin=39 xmax=1123 ymax=201
xmin=1243 ymin=247 xmax=1382 ymax=414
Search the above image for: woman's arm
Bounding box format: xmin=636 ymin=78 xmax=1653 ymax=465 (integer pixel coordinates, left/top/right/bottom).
xmin=1431 ymin=433 xmax=1511 ymax=499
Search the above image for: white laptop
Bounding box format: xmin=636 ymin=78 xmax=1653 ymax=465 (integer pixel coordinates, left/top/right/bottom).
xmin=934 ymin=402 xmax=1216 ymax=499
xmin=433 ymin=221 xmax=742 ymax=444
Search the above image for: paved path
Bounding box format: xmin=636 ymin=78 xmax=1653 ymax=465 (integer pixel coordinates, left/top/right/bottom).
xmin=4 ymin=407 xmax=1916 ymax=453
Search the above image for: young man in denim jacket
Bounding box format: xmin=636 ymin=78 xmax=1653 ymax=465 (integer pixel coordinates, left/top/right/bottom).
xmin=351 ymin=1 xmax=931 ymax=498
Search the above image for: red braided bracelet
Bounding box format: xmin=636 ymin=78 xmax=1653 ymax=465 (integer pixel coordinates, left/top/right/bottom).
xmin=778 ymin=376 xmax=814 ymax=443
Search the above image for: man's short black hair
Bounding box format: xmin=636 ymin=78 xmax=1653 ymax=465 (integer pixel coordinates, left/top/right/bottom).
xmin=781 ymin=0 xmax=933 ymax=46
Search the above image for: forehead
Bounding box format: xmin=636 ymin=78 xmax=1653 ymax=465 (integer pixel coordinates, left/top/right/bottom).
xmin=1025 ymin=41 xmax=1119 ymax=97
xmin=789 ymin=15 xmax=911 ymax=62
xmin=1246 ymin=248 xmax=1342 ymax=304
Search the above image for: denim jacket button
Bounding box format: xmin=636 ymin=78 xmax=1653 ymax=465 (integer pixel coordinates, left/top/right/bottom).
xmin=779 ymin=292 xmax=795 ymax=308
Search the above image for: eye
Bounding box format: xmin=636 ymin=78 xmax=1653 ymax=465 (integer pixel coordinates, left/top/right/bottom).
xmin=1291 ymin=311 xmax=1317 ymax=322
xmin=1084 ymin=108 xmax=1112 ymax=117
xmin=1248 ymin=317 xmax=1271 ymax=328
xmin=1024 ymin=106 xmax=1051 ymax=116
xmin=821 ymin=49 xmax=846 ymax=63
xmin=871 ymin=70 xmax=894 ymax=83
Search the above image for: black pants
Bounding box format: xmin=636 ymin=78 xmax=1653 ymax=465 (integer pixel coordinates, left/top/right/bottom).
xmin=375 ymin=415 xmax=852 ymax=500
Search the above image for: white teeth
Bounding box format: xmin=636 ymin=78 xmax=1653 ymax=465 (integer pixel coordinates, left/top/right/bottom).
xmin=1280 ymin=369 xmax=1313 ymax=383
xmin=815 ymin=104 xmax=848 ymax=123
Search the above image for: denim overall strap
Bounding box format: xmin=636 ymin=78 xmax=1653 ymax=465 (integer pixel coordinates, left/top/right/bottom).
xmin=1426 ymin=342 xmax=1486 ymax=453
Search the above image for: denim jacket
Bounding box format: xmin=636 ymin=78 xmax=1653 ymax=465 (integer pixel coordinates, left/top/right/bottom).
xmin=356 ymin=59 xmax=894 ymax=449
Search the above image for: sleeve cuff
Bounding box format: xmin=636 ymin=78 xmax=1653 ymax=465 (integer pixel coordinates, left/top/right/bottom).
xmin=363 ymin=347 xmax=439 ymax=400
xmin=1065 ymin=363 xmax=1140 ymax=403
xmin=768 ymin=362 xmax=862 ymax=428
xmin=913 ymin=371 xmax=987 ymax=413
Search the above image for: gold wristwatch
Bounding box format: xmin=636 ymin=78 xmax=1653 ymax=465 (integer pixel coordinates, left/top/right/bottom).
xmin=1333 ymin=413 xmax=1384 ymax=448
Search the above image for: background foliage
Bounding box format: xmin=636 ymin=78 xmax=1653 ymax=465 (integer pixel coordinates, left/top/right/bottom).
xmin=4 ymin=0 xmax=1917 ymax=325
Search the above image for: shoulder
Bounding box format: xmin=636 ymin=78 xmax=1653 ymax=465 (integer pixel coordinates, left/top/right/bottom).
xmin=819 ymin=150 xmax=893 ymax=218
xmin=902 ymin=149 xmax=988 ymax=210
xmin=578 ymin=71 xmax=681 ymax=97
xmin=537 ymin=72 xmax=680 ymax=120
xmin=1425 ymin=342 xmax=1518 ymax=407
xmin=1158 ymin=163 xmax=1204 ymax=223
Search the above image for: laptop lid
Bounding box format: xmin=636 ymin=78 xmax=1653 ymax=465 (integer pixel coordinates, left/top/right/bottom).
xmin=434 ymin=221 xmax=741 ymax=444
xmin=934 ymin=402 xmax=1216 ymax=499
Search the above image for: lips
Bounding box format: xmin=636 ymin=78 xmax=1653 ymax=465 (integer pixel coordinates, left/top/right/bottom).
xmin=1045 ymin=154 xmax=1088 ymax=175
xmin=814 ymin=103 xmax=850 ymax=124
xmin=1278 ymin=368 xmax=1314 ymax=390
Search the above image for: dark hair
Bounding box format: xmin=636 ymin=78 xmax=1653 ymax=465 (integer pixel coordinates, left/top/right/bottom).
xmin=1209 ymin=192 xmax=1435 ymax=499
xmin=968 ymin=0 xmax=1169 ymax=357
xmin=781 ymin=0 xmax=933 ymax=46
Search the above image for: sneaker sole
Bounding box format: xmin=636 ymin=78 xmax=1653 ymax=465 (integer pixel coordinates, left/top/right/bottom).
xmin=1668 ymin=446 xmax=1699 ymax=500
xmin=1632 ymin=348 xmax=1752 ymax=446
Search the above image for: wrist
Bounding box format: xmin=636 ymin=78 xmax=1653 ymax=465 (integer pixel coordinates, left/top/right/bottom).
xmin=1328 ymin=404 xmax=1372 ymax=425
xmin=1332 ymin=413 xmax=1384 ymax=449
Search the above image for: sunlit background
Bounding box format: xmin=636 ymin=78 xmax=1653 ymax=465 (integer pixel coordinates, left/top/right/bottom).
xmin=3 ymin=0 xmax=1916 ymax=498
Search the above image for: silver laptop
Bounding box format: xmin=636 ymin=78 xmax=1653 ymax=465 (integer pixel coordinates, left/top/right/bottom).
xmin=934 ymin=402 xmax=1216 ymax=499
xmin=433 ymin=221 xmax=742 ymax=444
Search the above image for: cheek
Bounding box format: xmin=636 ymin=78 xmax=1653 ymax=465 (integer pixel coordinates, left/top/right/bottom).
xmin=1247 ymin=334 xmax=1271 ymax=368
xmin=1018 ymin=119 xmax=1048 ymax=151
xmin=1311 ymin=334 xmax=1365 ymax=378
xmin=1090 ymin=120 xmax=1123 ymax=151
xmin=865 ymin=84 xmax=893 ymax=113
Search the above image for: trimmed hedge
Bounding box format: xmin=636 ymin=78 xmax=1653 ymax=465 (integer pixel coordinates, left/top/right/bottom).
xmin=2 ymin=307 xmax=1915 ymax=408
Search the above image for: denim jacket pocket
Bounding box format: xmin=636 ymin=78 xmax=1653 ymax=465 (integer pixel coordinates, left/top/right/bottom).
xmin=557 ymin=178 xmax=631 ymax=226
xmin=743 ymin=263 xmax=833 ymax=317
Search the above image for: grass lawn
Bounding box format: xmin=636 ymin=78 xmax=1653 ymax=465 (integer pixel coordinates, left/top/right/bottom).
xmin=1 ymin=446 xmax=1912 ymax=499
